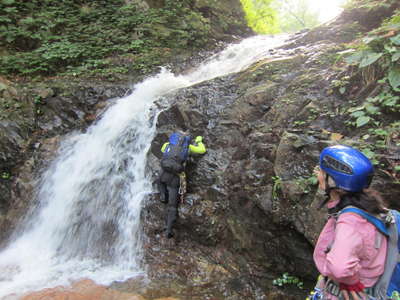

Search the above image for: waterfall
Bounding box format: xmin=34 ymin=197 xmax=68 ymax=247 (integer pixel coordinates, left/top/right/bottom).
xmin=0 ymin=35 xmax=287 ymax=299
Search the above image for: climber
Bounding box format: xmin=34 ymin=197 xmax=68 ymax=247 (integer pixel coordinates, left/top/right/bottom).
xmin=158 ymin=131 xmax=206 ymax=239
xmin=311 ymin=145 xmax=388 ymax=300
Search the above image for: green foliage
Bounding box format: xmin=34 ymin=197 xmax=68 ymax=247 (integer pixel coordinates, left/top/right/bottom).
xmin=360 ymin=146 xmax=379 ymax=165
xmin=347 ymin=88 xmax=399 ymax=128
xmin=240 ymin=0 xmax=279 ymax=34
xmin=34 ymin=95 xmax=43 ymax=105
xmin=296 ymin=175 xmax=318 ymax=194
xmin=331 ymin=76 xmax=350 ymax=94
xmin=344 ymin=13 xmax=400 ymax=126
xmin=0 ymin=0 xmax=214 ymax=78
xmin=293 ymin=120 xmax=307 ymax=126
xmin=342 ymin=12 xmax=400 ymax=172
xmin=273 ymin=273 xmax=304 ymax=289
xmin=1 ymin=172 xmax=11 ymax=180
xmin=388 ymin=66 xmax=400 ymax=89
xmin=358 ymin=121 xmax=399 ymax=169
xmin=272 ymin=175 xmax=282 ymax=199
xmin=344 ymin=12 xmax=400 ymax=89
xmin=273 ymin=0 xmax=320 ymax=33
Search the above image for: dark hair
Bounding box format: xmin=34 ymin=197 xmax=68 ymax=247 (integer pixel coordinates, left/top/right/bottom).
xmin=335 ymin=188 xmax=386 ymax=214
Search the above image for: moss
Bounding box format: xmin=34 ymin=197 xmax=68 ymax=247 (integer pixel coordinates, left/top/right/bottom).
xmin=340 ymin=22 xmax=364 ymax=41
xmin=236 ymin=56 xmax=306 ymax=86
xmin=285 ymin=72 xmax=322 ymax=92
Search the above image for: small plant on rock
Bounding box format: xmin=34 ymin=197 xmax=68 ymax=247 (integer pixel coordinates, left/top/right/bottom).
xmin=273 ymin=273 xmax=304 ymax=289
xmin=272 ymin=175 xmax=282 ymax=200
xmin=2 ymin=172 xmax=11 ymax=179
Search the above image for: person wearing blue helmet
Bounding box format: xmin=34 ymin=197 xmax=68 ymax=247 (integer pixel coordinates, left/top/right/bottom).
xmin=312 ymin=145 xmax=388 ymax=300
xmin=320 ymin=145 xmax=374 ymax=193
xmin=158 ymin=131 xmax=206 ymax=239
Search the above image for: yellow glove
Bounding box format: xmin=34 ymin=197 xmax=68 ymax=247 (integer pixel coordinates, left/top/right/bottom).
xmin=195 ymin=136 xmax=203 ymax=143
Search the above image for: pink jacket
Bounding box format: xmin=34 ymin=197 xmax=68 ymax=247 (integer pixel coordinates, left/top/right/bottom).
xmin=314 ymin=212 xmax=387 ymax=288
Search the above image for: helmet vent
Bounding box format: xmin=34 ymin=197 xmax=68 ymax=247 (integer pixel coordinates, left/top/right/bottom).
xmin=322 ymin=155 xmax=353 ymax=175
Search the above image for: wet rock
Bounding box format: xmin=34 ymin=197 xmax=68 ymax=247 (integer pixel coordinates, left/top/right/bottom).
xmin=0 ymin=81 xmax=129 ymax=244
xmin=0 ymin=77 xmax=18 ymax=100
xmin=36 ymin=88 xmax=54 ymax=99
xmin=145 ymin=47 xmax=329 ymax=298
xmin=0 ymin=120 xmax=30 ymax=240
xmin=141 ymin=9 xmax=400 ymax=294
xmin=156 ymin=104 xmax=190 ymax=131
xmin=19 ymin=279 xmax=147 ymax=300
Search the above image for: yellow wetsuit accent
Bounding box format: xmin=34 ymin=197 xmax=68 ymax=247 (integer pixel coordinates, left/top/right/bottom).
xmin=161 ymin=142 xmax=168 ymax=153
xmin=189 ymin=141 xmax=206 ymax=154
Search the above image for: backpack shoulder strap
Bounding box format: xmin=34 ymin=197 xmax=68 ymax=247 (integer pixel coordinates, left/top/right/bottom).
xmin=337 ymin=208 xmax=400 ymax=299
xmin=370 ymin=210 xmax=400 ymax=299
xmin=340 ymin=207 xmax=389 ymax=236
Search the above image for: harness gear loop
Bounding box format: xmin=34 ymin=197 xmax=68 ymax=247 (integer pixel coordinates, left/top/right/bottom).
xmin=178 ymin=172 xmax=187 ymax=203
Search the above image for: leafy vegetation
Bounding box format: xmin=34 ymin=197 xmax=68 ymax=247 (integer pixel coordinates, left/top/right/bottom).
xmin=340 ymin=11 xmax=399 ymax=176
xmin=0 ymin=0 xmax=228 ymax=79
xmin=344 ymin=12 xmax=400 ymax=126
xmin=240 ymin=0 xmax=321 ymax=33
xmin=273 ymin=0 xmax=320 ymax=33
xmin=296 ymin=175 xmax=318 ymax=194
xmin=272 ymin=175 xmax=282 ymax=199
xmin=273 ymin=273 xmax=304 ymax=289
xmin=240 ymin=0 xmax=279 ymax=33
xmin=1 ymin=172 xmax=11 ymax=180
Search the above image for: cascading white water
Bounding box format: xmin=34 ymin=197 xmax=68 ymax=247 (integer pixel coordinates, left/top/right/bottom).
xmin=0 ymin=34 xmax=287 ymax=299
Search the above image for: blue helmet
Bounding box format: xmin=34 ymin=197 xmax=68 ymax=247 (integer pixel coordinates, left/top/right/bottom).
xmin=319 ymin=145 xmax=374 ymax=192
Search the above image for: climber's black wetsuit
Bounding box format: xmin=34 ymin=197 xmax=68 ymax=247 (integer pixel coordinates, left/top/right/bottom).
xmin=158 ymin=170 xmax=180 ymax=238
xmin=158 ymin=134 xmax=206 ymax=239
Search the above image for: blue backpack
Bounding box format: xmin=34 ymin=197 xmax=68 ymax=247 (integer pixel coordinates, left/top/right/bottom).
xmin=161 ymin=132 xmax=191 ymax=174
xmin=340 ymin=207 xmax=400 ymax=299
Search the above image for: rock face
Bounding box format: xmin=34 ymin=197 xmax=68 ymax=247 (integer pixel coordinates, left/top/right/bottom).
xmin=143 ymin=59 xmax=322 ymax=299
xmin=140 ymin=4 xmax=399 ymax=298
xmin=0 ymin=80 xmax=130 ymax=245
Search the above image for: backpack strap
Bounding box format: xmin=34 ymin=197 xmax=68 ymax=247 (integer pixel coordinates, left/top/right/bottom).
xmin=370 ymin=210 xmax=400 ymax=300
xmin=340 ymin=208 xmax=400 ymax=299
xmin=326 ymin=207 xmax=387 ymax=255
xmin=340 ymin=207 xmax=389 ymax=236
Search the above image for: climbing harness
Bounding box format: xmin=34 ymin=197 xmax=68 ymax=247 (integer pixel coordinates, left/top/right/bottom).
xmin=178 ymin=172 xmax=187 ymax=204
xmin=308 ymin=277 xmax=379 ymax=300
